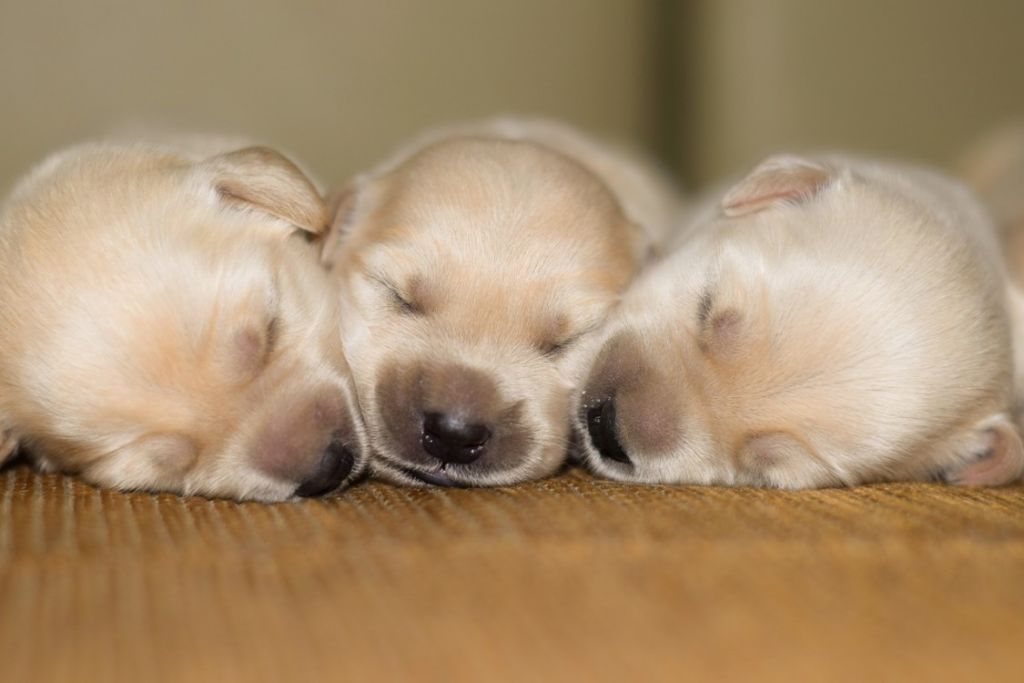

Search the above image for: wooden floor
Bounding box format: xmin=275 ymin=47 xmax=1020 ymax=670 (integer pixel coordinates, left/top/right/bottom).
xmin=1 ymin=465 xmax=1023 ymax=682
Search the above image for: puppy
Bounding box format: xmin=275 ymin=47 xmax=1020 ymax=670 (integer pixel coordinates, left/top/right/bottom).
xmin=322 ymin=119 xmax=679 ymax=486
xmin=575 ymin=154 xmax=1024 ymax=488
xmin=0 ymin=140 xmax=367 ymax=500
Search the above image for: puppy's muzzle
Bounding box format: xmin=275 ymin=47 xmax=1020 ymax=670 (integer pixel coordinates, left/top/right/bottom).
xmin=579 ymin=330 xmax=657 ymax=470
xmin=585 ymin=398 xmax=631 ymax=466
xmin=376 ymin=361 xmax=532 ymax=484
xmin=253 ymin=390 xmax=363 ymax=498
xmin=294 ymin=438 xmax=356 ymax=498
xmin=421 ymin=412 xmax=491 ymax=464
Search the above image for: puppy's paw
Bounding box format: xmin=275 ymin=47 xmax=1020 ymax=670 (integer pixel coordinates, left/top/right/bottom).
xmin=944 ymin=415 xmax=1024 ymax=487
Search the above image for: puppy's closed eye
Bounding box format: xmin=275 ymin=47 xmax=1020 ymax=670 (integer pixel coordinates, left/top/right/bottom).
xmin=370 ymin=275 xmax=425 ymax=315
xmin=696 ymin=286 xmax=747 ymax=358
xmin=539 ymin=333 xmax=580 ymax=358
xmin=226 ymin=315 xmax=279 ymax=382
xmin=537 ymin=319 xmax=599 ymax=358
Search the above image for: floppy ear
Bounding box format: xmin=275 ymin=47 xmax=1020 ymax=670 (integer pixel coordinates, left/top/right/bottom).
xmin=722 ymin=155 xmax=831 ymax=217
xmin=201 ymin=147 xmax=329 ymax=236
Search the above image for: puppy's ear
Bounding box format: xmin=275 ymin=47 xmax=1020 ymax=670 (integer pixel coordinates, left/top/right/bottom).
xmin=944 ymin=415 xmax=1024 ymax=486
xmin=320 ymin=181 xmax=360 ymax=267
xmin=722 ymin=156 xmax=831 ymax=217
xmin=202 ymin=147 xmax=328 ymax=236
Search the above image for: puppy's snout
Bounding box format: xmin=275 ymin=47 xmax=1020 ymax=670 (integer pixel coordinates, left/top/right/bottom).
xmin=294 ymin=439 xmax=355 ymax=498
xmin=579 ymin=331 xmax=685 ymax=469
xmin=585 ymin=398 xmax=631 ymax=465
xmin=421 ymin=413 xmax=491 ymax=464
xmin=253 ymin=389 xmax=363 ymax=495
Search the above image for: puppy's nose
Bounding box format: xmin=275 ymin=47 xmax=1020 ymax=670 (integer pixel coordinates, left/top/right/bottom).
xmin=585 ymin=398 xmax=632 ymax=465
xmin=421 ymin=412 xmax=491 ymax=464
xmin=295 ymin=440 xmax=355 ymax=497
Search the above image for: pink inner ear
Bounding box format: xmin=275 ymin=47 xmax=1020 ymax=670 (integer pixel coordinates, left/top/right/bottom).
xmin=722 ymin=159 xmax=830 ymax=217
xmin=948 ymin=421 xmax=1024 ymax=487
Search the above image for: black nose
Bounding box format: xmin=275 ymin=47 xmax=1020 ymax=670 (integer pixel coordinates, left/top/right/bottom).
xmin=421 ymin=412 xmax=490 ymax=464
xmin=295 ymin=440 xmax=356 ymax=497
xmin=585 ymin=398 xmax=631 ymax=465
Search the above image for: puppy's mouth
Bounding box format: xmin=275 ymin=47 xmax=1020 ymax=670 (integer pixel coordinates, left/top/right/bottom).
xmin=373 ymin=454 xmax=469 ymax=487
xmin=400 ymin=465 xmax=464 ymax=488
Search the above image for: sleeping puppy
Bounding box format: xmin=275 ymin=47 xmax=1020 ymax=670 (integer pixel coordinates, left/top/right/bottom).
xmin=0 ymin=141 xmax=367 ymax=500
xmin=323 ymin=119 xmax=679 ymax=486
xmin=575 ymin=154 xmax=1024 ymax=488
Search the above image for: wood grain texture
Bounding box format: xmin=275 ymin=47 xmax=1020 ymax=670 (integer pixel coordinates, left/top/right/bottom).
xmin=1 ymin=465 xmax=1023 ymax=682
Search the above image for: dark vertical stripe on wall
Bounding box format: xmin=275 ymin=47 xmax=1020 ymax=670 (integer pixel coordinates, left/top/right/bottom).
xmin=650 ymin=0 xmax=704 ymax=188
xmin=649 ymin=0 xmax=686 ymax=185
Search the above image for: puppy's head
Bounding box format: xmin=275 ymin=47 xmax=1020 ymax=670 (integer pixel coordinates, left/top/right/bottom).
xmin=574 ymin=155 xmax=1012 ymax=488
xmin=324 ymin=137 xmax=645 ymax=486
xmin=0 ymin=145 xmax=368 ymax=500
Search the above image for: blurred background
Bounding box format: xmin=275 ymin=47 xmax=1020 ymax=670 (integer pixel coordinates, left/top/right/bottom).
xmin=1 ymin=0 xmax=1022 ymax=193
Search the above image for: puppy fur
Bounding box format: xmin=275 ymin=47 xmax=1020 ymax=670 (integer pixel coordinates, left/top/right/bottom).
xmin=0 ymin=140 xmax=368 ymax=500
xmin=575 ymin=154 xmax=1023 ymax=489
xmin=323 ymin=118 xmax=680 ymax=487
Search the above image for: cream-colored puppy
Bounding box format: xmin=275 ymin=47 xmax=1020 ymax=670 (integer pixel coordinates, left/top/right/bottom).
xmin=0 ymin=141 xmax=367 ymax=500
xmin=323 ymin=119 xmax=679 ymax=486
xmin=575 ymin=154 xmax=1024 ymax=488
